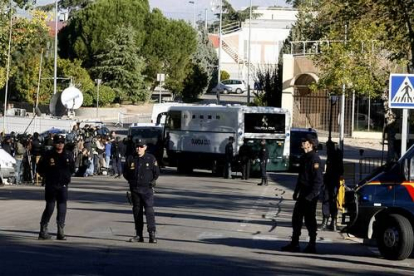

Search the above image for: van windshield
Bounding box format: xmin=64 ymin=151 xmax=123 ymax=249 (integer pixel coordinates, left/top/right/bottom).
xmin=130 ymin=128 xmax=162 ymax=139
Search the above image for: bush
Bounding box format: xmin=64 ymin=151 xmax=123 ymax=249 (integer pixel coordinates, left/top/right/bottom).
xmin=220 ymin=70 xmax=230 ymax=81
xmin=93 ymin=85 xmax=116 ymax=106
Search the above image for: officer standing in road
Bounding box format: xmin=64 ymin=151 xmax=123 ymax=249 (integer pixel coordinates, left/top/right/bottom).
xmin=239 ymin=139 xmax=252 ymax=180
xmin=320 ymin=140 xmax=343 ymax=231
xmin=281 ymin=134 xmax=323 ymax=253
xmin=224 ymin=136 xmax=234 ymax=179
xmin=257 ymin=139 xmax=269 ymax=186
xmin=37 ymin=135 xmax=75 ymax=240
xmin=123 ymin=139 xmax=160 ymax=243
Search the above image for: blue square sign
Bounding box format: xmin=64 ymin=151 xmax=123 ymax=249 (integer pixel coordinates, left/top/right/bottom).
xmin=389 ymin=74 xmax=414 ymax=109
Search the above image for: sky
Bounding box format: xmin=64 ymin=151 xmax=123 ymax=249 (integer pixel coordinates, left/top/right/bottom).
xmin=36 ymin=0 xmax=290 ymax=22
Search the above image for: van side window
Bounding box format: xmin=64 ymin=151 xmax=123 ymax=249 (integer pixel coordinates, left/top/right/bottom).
xmin=167 ymin=111 xmax=181 ymax=130
xmin=410 ymin=158 xmax=414 ymax=181
xmin=404 ymin=158 xmax=414 ymax=181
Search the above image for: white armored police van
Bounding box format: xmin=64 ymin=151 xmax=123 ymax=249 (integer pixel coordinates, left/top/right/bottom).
xmin=163 ymin=104 xmax=291 ymax=175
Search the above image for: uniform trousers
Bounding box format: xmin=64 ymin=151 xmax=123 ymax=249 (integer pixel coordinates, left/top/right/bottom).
xmin=131 ymin=187 xmax=156 ymax=234
xmin=292 ymin=198 xmax=318 ymax=243
xmin=40 ymin=185 xmax=68 ymax=226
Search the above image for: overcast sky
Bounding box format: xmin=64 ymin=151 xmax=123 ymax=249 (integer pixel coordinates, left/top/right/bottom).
xmin=36 ymin=0 xmax=290 ymax=21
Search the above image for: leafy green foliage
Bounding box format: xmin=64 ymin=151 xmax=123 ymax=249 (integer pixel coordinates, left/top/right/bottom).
xmin=91 ymin=25 xmax=147 ymax=104
xmin=182 ymin=30 xmax=217 ymax=100
xmin=58 ymin=0 xmax=149 ymax=68
xmin=94 ymin=85 xmax=115 ymax=106
xmin=220 ymin=70 xmax=230 ymax=81
xmin=253 ymin=65 xmax=282 ymax=107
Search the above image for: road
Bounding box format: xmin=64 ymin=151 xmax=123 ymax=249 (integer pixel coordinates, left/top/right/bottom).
xmin=1 ymin=169 xmax=413 ymax=276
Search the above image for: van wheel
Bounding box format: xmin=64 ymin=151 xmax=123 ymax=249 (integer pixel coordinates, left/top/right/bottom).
xmin=235 ymin=88 xmax=242 ymax=94
xmin=376 ymin=214 xmax=414 ymax=260
xmin=224 ymin=90 xmax=229 ymax=94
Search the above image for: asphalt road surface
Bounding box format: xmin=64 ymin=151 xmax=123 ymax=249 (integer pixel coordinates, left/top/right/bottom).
xmin=1 ymin=169 xmax=413 ymax=276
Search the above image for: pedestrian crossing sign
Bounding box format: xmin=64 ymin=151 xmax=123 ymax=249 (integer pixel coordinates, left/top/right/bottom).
xmin=389 ymin=74 xmax=414 ymax=109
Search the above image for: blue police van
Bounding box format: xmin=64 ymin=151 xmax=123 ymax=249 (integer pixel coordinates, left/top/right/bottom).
xmin=343 ymin=144 xmax=414 ymax=260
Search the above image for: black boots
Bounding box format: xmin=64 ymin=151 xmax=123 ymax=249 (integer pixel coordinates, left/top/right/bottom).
xmin=57 ymin=224 xmax=66 ymax=240
xmin=303 ymin=242 xmax=316 ymax=253
xmin=130 ymin=231 xmax=144 ymax=243
xmin=257 ymin=178 xmax=268 ymax=186
xmin=129 ymin=236 xmax=144 ymax=243
xmin=281 ymin=242 xmax=300 ymax=252
xmin=303 ymin=236 xmax=317 ymax=253
xmin=149 ymin=231 xmax=157 ymax=244
xmin=38 ymin=224 xmax=52 ymax=240
xmin=130 ymin=232 xmax=156 ymax=243
xmin=319 ymin=216 xmax=329 ymax=231
xmin=328 ymin=217 xmax=337 ymax=231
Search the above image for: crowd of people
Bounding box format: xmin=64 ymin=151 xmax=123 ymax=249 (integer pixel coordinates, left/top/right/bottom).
xmin=0 ymin=123 xmax=140 ymax=185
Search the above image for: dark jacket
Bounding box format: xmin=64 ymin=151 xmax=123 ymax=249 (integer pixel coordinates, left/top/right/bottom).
xmin=294 ymin=150 xmax=323 ymax=201
xmin=123 ymin=153 xmax=160 ymax=190
xmin=37 ymin=149 xmax=75 ymax=187
xmin=259 ymin=145 xmax=269 ymax=162
xmin=31 ymin=138 xmax=43 ymax=156
xmin=239 ymin=144 xmax=252 ymax=162
xmin=225 ymin=142 xmax=233 ymax=162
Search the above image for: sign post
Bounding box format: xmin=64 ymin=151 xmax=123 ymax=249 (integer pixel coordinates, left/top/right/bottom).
xmin=157 ymin=73 xmax=165 ymax=103
xmin=389 ymin=74 xmax=414 ymax=156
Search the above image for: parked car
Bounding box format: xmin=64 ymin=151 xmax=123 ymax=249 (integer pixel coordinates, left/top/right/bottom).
xmin=128 ymin=123 xmax=163 ymax=155
xmin=211 ymin=79 xmax=247 ymax=94
xmin=0 ymin=148 xmax=16 ymax=185
xmin=354 ymin=113 xmax=374 ymax=130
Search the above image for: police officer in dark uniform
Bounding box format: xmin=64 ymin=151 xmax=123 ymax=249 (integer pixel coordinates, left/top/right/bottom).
xmin=37 ymin=135 xmax=75 ymax=240
xmin=224 ymin=136 xmax=234 ymax=179
xmin=320 ymin=140 xmax=343 ymax=231
xmin=281 ymin=134 xmax=323 ymax=253
xmin=239 ymin=139 xmax=252 ymax=180
xmin=123 ymin=139 xmax=160 ymax=243
xmin=257 ymin=139 xmax=269 ymax=186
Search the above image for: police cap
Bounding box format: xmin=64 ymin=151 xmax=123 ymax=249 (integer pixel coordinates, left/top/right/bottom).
xmin=301 ymin=134 xmax=318 ymax=147
xmin=53 ymin=134 xmax=65 ymax=144
xmin=135 ymin=139 xmax=146 ymax=147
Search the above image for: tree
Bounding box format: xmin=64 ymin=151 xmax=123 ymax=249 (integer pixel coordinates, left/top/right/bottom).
xmin=182 ymin=30 xmax=217 ymax=100
xmin=253 ymin=65 xmax=282 ymax=107
xmin=58 ymin=0 xmax=149 ymax=68
xmin=157 ymin=19 xmax=197 ymax=96
xmin=0 ymin=9 xmax=50 ymax=103
xmin=91 ymin=25 xmax=147 ymax=104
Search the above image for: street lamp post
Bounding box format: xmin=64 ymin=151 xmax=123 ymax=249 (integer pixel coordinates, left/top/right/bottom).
xmin=95 ymin=79 xmax=101 ymax=118
xmin=247 ymin=0 xmax=252 ymax=104
xmin=3 ymin=0 xmax=13 ymax=132
xmin=189 ymin=1 xmax=195 ymax=28
xmin=328 ymin=93 xmax=338 ymax=142
xmin=53 ymin=0 xmax=58 ymax=95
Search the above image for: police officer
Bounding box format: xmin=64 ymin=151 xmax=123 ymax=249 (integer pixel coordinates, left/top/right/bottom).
xmin=37 ymin=135 xmax=75 ymax=240
xmin=281 ymin=134 xmax=323 ymax=253
xmin=239 ymin=139 xmax=252 ymax=180
xmin=224 ymin=136 xmax=234 ymax=179
xmin=257 ymin=139 xmax=269 ymax=186
xmin=320 ymin=140 xmax=343 ymax=231
xmin=123 ymin=139 xmax=160 ymax=243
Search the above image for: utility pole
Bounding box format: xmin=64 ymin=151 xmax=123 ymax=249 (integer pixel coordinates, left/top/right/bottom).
xmin=247 ymin=0 xmax=252 ymax=104
xmin=53 ymin=0 xmax=58 ymax=95
xmin=3 ymin=0 xmax=13 ymax=132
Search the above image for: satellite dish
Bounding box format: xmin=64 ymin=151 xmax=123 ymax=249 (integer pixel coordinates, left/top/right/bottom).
xmin=61 ymin=86 xmax=83 ymax=110
xmin=49 ymin=92 xmax=66 ymax=117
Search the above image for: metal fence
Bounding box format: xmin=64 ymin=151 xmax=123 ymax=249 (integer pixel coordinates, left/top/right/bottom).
xmin=116 ymin=113 xmax=152 ymax=127
xmin=293 ymin=89 xmax=354 ymax=137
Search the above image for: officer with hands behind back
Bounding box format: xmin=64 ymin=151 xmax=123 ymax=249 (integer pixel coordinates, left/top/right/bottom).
xmin=37 ymin=135 xmax=75 ymax=240
xmin=123 ymin=139 xmax=160 ymax=243
xmin=281 ymin=134 xmax=323 ymax=253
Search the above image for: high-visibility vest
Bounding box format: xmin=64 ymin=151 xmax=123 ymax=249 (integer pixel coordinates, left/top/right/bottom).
xmin=337 ymin=177 xmax=345 ymax=212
